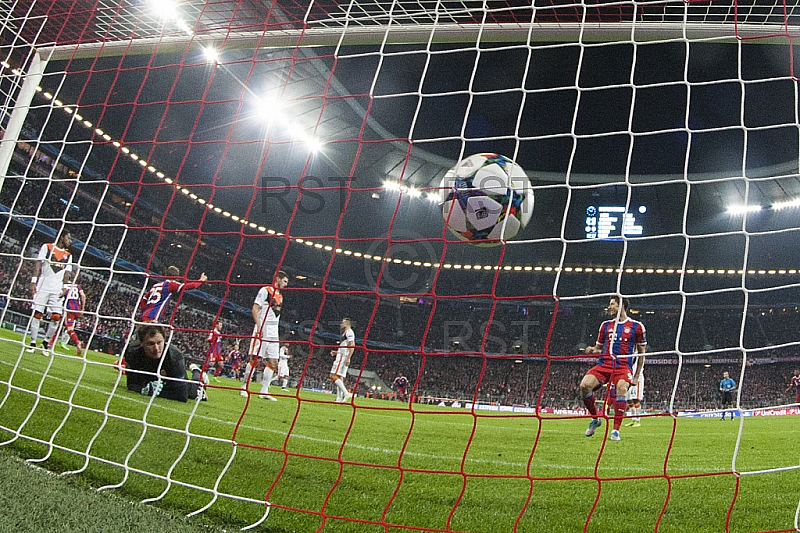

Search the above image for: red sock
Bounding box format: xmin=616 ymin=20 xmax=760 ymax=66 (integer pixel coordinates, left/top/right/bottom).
xmin=68 ymin=330 xmax=80 ymax=346
xmin=583 ymin=394 xmax=598 ymax=417
xmin=614 ymin=397 xmax=627 ymax=430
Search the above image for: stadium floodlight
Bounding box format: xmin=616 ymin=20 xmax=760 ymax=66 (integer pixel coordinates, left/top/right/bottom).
xmin=771 ymin=198 xmax=800 ymax=211
xmin=305 ymin=136 xmax=323 ymax=153
xmin=255 ymin=95 xmax=285 ymax=120
xmin=147 ymin=0 xmax=181 ymax=22
xmin=726 ymin=204 xmax=762 ymax=215
xmin=201 ymin=46 xmax=220 ymax=63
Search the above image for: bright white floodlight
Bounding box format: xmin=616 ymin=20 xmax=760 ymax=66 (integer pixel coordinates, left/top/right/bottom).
xmin=305 ymin=137 xmax=323 ymax=153
xmin=256 ymin=96 xmax=285 ymax=120
xmin=726 ymin=204 xmax=762 ymax=215
xmin=148 ymin=0 xmax=181 ymax=21
xmin=201 ymin=46 xmax=220 ymax=63
xmin=772 ymin=198 xmax=800 ymax=211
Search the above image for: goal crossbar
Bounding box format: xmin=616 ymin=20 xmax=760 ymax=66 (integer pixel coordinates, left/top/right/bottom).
xmin=39 ymin=22 xmax=800 ymax=62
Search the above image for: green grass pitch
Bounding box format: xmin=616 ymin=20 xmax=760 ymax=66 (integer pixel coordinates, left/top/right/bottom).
xmin=0 ymin=328 xmax=799 ymax=533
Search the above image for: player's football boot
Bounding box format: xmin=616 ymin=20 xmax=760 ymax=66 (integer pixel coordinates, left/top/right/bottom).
xmin=610 ymin=430 xmax=621 ymax=441
xmin=585 ymin=418 xmax=602 ymax=437
xmin=624 ymin=420 xmax=641 ymax=427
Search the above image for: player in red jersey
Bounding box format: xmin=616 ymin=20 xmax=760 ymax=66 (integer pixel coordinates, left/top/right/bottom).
xmin=786 ymin=369 xmax=800 ymax=405
xmin=580 ymin=296 xmax=647 ymax=442
xmin=393 ymin=375 xmax=409 ymax=402
xmin=206 ymin=322 xmax=224 ymax=377
xmin=60 ymin=270 xmax=87 ymax=356
xmin=138 ymin=265 xmax=207 ymax=323
xmin=227 ymin=341 xmax=243 ymax=380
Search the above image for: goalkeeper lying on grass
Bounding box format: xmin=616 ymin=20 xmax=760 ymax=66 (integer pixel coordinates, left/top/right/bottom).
xmin=125 ymin=324 xmax=207 ymax=402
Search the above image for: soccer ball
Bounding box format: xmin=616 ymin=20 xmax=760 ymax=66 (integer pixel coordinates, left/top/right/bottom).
xmin=439 ymin=153 xmax=533 ymax=246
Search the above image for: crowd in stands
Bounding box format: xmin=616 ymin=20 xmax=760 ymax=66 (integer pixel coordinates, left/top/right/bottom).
xmin=2 ymin=140 xmax=800 ymax=412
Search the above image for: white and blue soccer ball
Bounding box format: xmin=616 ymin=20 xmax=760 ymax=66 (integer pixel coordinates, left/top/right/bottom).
xmin=439 ymin=153 xmax=533 ymax=246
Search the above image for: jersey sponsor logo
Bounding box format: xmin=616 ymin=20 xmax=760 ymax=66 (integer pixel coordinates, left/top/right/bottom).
xmin=46 ymin=243 xmax=71 ymax=273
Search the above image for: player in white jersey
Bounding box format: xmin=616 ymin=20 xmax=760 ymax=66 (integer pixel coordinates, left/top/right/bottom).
xmin=275 ymin=343 xmax=291 ymax=391
xmin=241 ymin=271 xmax=288 ymax=401
xmin=330 ymin=318 xmax=355 ymax=403
xmin=27 ymin=231 xmax=73 ymax=355
xmin=624 ymin=356 xmax=645 ymax=427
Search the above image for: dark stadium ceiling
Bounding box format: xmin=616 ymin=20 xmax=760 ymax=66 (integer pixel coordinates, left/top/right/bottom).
xmin=9 ymin=0 xmax=800 ymax=270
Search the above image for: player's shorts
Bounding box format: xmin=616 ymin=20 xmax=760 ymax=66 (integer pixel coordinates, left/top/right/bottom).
xmin=720 ymin=391 xmax=733 ymax=406
xmin=63 ymin=311 xmax=80 ymax=329
xmin=250 ymin=336 xmax=279 ymax=360
xmin=587 ymin=363 xmax=632 ymax=389
xmin=277 ymin=359 xmax=290 ymax=378
xmin=209 ymin=350 xmax=224 ymax=364
xmin=625 ymin=373 xmax=644 ymax=402
xmin=33 ymin=289 xmax=63 ymax=316
xmin=331 ymin=352 xmax=349 ymax=378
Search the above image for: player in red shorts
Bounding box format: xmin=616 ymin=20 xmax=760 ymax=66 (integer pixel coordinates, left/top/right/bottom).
xmin=206 ymin=322 xmax=224 ymax=377
xmin=227 ymin=341 xmax=243 ymax=380
xmin=579 ymin=295 xmax=647 ymax=442
xmin=786 ymin=369 xmax=800 ymax=405
xmin=60 ymin=275 xmax=87 ymax=355
xmin=393 ymin=375 xmax=409 ymax=402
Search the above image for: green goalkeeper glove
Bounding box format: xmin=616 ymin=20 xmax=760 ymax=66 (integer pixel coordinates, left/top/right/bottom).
xmin=141 ymin=380 xmax=164 ymax=397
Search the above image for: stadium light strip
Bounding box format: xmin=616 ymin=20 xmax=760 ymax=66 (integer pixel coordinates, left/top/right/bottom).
xmin=13 ymin=65 xmax=800 ymax=278
xmin=727 ymin=199 xmax=800 ymax=214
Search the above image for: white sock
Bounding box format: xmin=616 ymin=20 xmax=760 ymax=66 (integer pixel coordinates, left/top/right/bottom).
xmin=45 ymin=322 xmax=59 ymax=347
xmin=29 ymin=317 xmax=41 ymax=345
xmin=261 ymin=367 xmax=274 ymax=394
xmin=281 ymin=378 xmax=288 ymax=388
xmin=334 ymin=378 xmax=348 ymax=397
xmin=241 ymin=362 xmax=252 ymax=390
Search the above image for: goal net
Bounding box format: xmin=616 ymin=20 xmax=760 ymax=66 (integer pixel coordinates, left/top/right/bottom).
xmin=1 ymin=0 xmax=800 ymax=531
